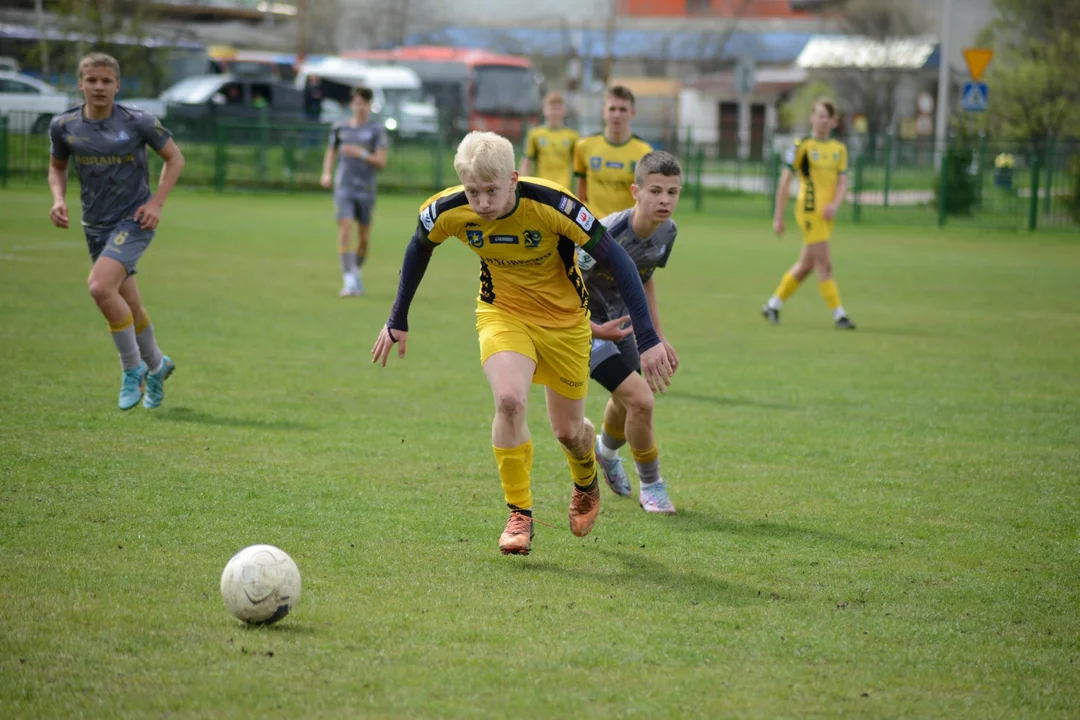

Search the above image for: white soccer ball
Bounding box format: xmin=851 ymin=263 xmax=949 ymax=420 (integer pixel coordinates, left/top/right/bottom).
xmin=220 ymin=544 xmax=301 ymax=625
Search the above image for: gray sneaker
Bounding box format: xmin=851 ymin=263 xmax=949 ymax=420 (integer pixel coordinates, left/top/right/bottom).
xmin=639 ymin=480 xmax=676 ymax=515
xmin=596 ymin=438 xmax=631 ymax=496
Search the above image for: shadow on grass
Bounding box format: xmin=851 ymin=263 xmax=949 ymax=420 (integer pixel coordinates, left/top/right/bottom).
xmin=155 ymin=407 xmax=315 ymax=431
xmin=665 ymin=391 xmax=797 ymax=410
xmin=236 ymin=622 xmax=317 ymax=635
xmin=516 ymin=549 xmax=768 ymax=606
xmin=674 ymin=508 xmax=884 ymax=551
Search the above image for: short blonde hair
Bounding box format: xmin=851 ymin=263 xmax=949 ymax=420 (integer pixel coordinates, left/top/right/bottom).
xmin=79 ymin=52 xmax=120 ymax=80
xmin=454 ymin=131 xmax=515 ymax=182
xmin=544 ymin=91 xmax=565 ymax=106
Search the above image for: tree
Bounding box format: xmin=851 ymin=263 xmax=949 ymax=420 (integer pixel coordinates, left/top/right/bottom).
xmin=981 ymin=0 xmax=1080 ymax=143
xmin=815 ymin=0 xmax=931 ymax=139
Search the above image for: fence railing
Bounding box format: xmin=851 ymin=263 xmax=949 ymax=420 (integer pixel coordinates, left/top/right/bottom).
xmin=2 ymin=111 xmax=1077 ymax=232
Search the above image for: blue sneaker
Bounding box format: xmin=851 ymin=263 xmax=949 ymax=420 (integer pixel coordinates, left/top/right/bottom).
xmin=639 ymin=480 xmax=676 ymax=515
xmin=596 ymin=438 xmax=632 ymax=497
xmin=119 ymin=362 xmax=148 ymax=410
xmin=142 ymin=356 xmax=175 ymax=409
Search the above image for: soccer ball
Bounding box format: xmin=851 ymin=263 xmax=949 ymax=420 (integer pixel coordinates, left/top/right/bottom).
xmin=220 ymin=544 xmax=301 ymax=625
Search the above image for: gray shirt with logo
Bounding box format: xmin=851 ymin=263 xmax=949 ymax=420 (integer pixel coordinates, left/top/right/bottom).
xmin=49 ymin=104 xmax=172 ymax=232
xmin=330 ymin=120 xmax=388 ymax=198
xmin=578 ymin=208 xmax=677 ymax=323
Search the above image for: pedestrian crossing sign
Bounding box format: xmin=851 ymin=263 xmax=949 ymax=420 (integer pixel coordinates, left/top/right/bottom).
xmin=961 ymin=81 xmax=988 ymax=113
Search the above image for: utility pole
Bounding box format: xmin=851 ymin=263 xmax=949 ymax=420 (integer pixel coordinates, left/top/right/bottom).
xmin=933 ymin=0 xmax=953 ymax=169
xmin=602 ymin=0 xmax=618 ymax=86
xmin=34 ymin=0 xmax=49 ymax=77
xmin=296 ymin=0 xmax=308 ymax=64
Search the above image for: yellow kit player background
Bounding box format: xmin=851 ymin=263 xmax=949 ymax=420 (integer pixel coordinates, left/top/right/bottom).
xmin=573 ymin=133 xmax=653 ymax=217
xmin=786 ymin=137 xmax=848 ymax=244
xmin=523 ymin=126 xmax=579 ymax=189
xmin=417 ymin=177 xmax=606 ymax=398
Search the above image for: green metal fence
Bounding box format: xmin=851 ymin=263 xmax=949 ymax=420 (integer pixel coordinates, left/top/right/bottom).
xmin=2 ymin=111 xmax=1077 ymax=232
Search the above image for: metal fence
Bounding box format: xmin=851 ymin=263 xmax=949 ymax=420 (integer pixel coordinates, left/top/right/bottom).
xmin=2 ymin=111 xmax=1077 ymax=232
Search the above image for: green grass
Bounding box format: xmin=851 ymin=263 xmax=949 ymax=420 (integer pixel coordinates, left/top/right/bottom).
xmin=1 ymin=188 xmax=1079 ymax=719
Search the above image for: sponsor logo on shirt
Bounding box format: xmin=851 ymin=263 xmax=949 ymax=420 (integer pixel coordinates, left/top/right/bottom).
xmin=558 ymin=196 xmax=576 ymax=217
xmin=605 ymin=161 xmax=624 ymax=169
xmin=465 ymin=222 xmax=480 ymax=228
xmin=466 ymin=229 xmax=484 ymax=248
xmin=116 ymin=130 xmax=129 ymax=142
xmin=490 ymin=235 xmax=519 ymax=245
xmin=575 ymin=207 xmax=595 ymax=232
xmin=420 ymin=206 xmax=435 ymax=231
xmin=577 ymin=250 xmax=596 ymax=271
xmin=523 ymin=230 xmax=542 ymax=249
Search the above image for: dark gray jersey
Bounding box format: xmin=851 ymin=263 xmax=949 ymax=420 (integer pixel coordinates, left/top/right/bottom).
xmin=578 ymin=208 xmax=676 ymax=323
xmin=49 ymin=104 xmax=172 ymax=232
xmin=330 ymin=120 xmax=388 ymax=197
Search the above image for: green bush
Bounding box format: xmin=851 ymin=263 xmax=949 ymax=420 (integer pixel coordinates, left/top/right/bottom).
xmin=934 ymin=124 xmax=979 ymax=216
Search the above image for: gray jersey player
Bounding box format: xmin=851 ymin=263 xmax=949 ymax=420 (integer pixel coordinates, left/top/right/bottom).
xmin=320 ymin=86 xmax=389 ymax=296
xmin=48 ymin=53 xmax=185 ymax=411
xmin=577 ymin=151 xmax=682 ymax=515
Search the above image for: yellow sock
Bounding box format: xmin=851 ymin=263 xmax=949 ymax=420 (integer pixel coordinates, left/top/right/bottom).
xmin=818 ymin=279 xmax=841 ymax=311
xmin=134 ymin=309 xmax=151 ymax=335
xmin=602 ymin=421 xmax=625 ymax=443
xmin=493 ymin=440 xmax=533 ymax=510
xmin=108 ymin=312 xmax=134 ymax=333
xmin=774 ymin=271 xmax=801 ymax=302
xmin=562 ymin=445 xmax=597 ymax=490
xmin=630 ymin=444 xmax=659 ymax=465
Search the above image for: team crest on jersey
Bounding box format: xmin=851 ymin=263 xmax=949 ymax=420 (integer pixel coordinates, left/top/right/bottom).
xmin=523 ymin=230 xmax=542 ymax=248
xmin=116 ymin=130 xmax=129 ymax=142
xmin=833 ymin=152 xmax=840 ymax=160
xmin=467 ymin=229 xmax=484 ymax=248
xmin=811 ymin=151 xmax=820 ymax=160
xmin=539 ymin=137 xmax=547 ymax=147
xmin=575 ymin=207 xmax=595 ymax=231
xmin=589 ymin=156 xmax=602 ymax=171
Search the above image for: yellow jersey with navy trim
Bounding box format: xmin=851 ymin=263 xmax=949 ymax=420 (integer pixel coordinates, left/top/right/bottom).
xmin=785 ymin=137 xmax=848 ymax=215
xmin=524 ymin=125 xmax=579 ymax=189
xmin=573 ymin=133 xmax=653 ymax=218
xmin=417 ymin=177 xmax=605 ymax=328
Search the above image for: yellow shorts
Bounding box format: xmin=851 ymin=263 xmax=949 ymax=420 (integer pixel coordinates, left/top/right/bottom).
xmin=476 ymin=305 xmax=591 ymax=400
xmin=796 ymin=211 xmax=834 ymax=245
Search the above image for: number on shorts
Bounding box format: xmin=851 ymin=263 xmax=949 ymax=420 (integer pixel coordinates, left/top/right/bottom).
xmin=113 ymin=231 xmax=129 ymax=246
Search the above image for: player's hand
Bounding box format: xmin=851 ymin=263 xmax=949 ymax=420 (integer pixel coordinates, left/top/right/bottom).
xmin=639 ymin=344 xmax=674 ymax=395
xmin=320 ymin=172 xmax=332 ymax=189
xmin=134 ymin=200 xmax=163 ymax=230
xmin=822 ymin=204 xmax=838 ymax=220
xmin=661 ymin=337 xmax=679 ymax=374
xmin=371 ymin=325 xmax=407 ymax=367
xmin=773 ymin=215 xmax=785 ymax=237
xmin=592 ymin=315 xmax=632 ymax=341
xmin=49 ymin=200 xmax=69 ymax=229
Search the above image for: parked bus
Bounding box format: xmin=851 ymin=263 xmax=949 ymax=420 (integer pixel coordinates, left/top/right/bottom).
xmin=342 ymin=46 xmax=541 ymax=141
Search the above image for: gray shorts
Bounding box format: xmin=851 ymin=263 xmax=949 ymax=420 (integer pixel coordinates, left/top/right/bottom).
xmin=589 ymin=334 xmax=640 ymax=393
xmin=85 ymin=220 xmax=154 ymax=275
xmin=335 ymin=194 xmax=375 ymax=225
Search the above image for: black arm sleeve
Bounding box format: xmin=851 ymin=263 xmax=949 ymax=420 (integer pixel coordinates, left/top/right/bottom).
xmin=587 ymin=232 xmax=660 ymax=354
xmin=387 ymin=231 xmax=437 ymax=332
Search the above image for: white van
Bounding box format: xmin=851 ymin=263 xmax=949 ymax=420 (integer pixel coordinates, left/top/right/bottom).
xmin=296 ymin=57 xmax=438 ymax=138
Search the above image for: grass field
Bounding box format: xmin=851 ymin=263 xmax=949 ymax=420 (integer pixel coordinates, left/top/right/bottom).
xmin=1 ymin=188 xmax=1078 ymax=719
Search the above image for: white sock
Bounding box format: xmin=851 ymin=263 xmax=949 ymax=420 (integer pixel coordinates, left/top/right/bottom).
xmin=767 ymin=296 xmax=783 ymax=310
xmin=597 ymin=438 xmax=619 ymax=461
xmin=833 ymin=306 xmax=846 ymax=320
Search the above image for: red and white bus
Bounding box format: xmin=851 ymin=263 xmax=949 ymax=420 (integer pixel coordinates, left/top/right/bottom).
xmin=342 ymin=46 xmax=540 ymax=141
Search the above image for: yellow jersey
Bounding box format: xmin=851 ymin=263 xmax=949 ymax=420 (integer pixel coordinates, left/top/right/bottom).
xmin=417 ymin=177 xmax=606 ymax=328
xmin=785 ymin=137 xmax=848 ymax=216
xmin=573 ymin=133 xmax=653 ymax=218
xmin=524 ymin=125 xmax=579 ymax=189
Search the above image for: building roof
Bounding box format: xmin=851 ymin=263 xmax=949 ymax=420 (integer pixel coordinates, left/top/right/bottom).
xmin=401 ymin=28 xmax=817 ymax=63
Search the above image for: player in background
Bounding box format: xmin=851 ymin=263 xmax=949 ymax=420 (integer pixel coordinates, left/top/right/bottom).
xmin=763 ymin=99 xmax=856 ymax=329
xmin=47 ymin=53 xmax=185 ymax=410
xmin=578 ymin=151 xmax=682 ymax=515
xmin=321 ymin=86 xmax=389 ymax=297
xmin=371 ymin=132 xmax=674 ymax=556
xmin=573 ymin=85 xmax=653 ymax=218
xmin=519 ymin=91 xmax=579 ymax=189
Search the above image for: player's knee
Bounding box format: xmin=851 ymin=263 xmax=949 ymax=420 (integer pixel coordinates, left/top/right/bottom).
xmin=87 ymin=277 xmax=115 ymax=304
xmin=494 ymin=391 xmax=527 ymax=421
xmin=551 ymin=417 xmax=584 ymax=447
xmin=623 ymin=384 xmax=654 ymax=420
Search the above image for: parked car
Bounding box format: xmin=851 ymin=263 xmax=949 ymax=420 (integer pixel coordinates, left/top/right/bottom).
xmin=0 ymin=71 xmax=73 ymax=134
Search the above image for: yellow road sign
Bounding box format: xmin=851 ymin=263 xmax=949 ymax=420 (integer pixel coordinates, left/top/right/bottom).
xmin=963 ymin=48 xmax=994 ymax=82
